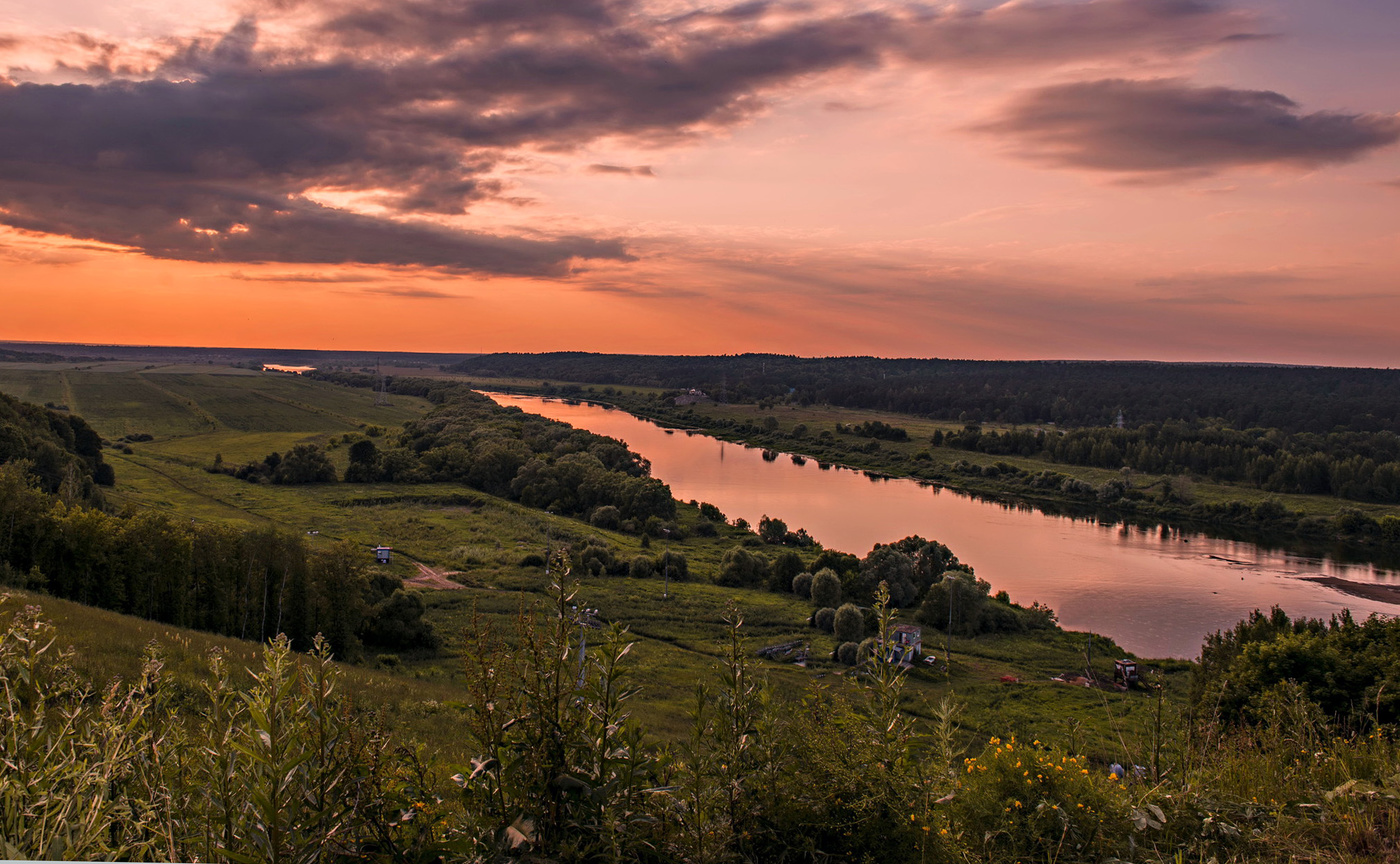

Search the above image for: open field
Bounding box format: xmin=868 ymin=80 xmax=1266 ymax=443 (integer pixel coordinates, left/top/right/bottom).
xmin=0 ymin=362 xmax=1187 ymax=761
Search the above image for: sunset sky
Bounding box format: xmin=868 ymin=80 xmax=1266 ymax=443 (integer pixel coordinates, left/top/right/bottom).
xmin=1 ymin=0 xmax=1398 ymax=364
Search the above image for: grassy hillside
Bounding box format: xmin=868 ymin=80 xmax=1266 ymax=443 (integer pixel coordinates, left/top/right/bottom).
xmin=0 ymin=362 xmax=1184 ymax=760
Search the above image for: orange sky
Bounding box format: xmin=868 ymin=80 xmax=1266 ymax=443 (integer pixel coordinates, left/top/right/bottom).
xmin=1 ymin=0 xmax=1398 ymax=363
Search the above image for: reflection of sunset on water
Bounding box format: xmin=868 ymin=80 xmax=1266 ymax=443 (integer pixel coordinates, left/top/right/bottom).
xmin=490 ymin=393 xmax=1399 ymax=659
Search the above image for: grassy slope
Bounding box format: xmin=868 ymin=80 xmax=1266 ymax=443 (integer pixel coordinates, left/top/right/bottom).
xmin=0 ymin=363 xmax=1184 ymax=764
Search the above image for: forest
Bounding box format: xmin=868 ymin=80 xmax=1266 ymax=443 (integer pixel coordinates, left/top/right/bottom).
xmin=448 ymin=353 xmax=1400 ymax=434
xmin=942 ymin=422 xmax=1400 ymax=504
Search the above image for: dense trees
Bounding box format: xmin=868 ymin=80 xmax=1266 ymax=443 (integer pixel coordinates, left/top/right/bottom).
xmin=330 ymin=385 xmax=678 ymax=525
xmin=0 ymin=462 xmax=433 ymax=658
xmin=1193 ymin=606 xmax=1400 ymax=729
xmin=0 ymin=391 xmax=111 ymax=500
xmin=948 ymin=422 xmax=1400 ymax=505
xmin=447 ymin=352 xmax=1400 ymax=435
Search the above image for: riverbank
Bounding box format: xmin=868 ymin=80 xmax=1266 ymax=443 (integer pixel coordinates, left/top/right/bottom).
xmin=471 ymin=382 xmax=1400 ymax=570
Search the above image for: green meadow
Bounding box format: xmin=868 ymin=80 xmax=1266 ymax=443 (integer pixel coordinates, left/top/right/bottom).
xmin=0 ymin=362 xmax=1186 ymax=761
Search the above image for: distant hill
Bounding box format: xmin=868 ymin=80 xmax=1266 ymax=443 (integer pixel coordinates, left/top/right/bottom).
xmin=0 ymin=392 xmax=113 ymax=494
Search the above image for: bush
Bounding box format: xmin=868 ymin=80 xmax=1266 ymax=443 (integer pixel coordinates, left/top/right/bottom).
xmin=717 ymin=546 xmax=770 ymax=588
xmin=857 ymin=636 xmax=878 ymax=663
xmin=837 ymin=641 xmax=859 ymax=666
xmin=628 ymin=555 xmax=655 ymax=579
xmin=575 ymin=540 xmax=616 ymax=577
xmin=833 ymin=603 xmax=864 ymax=644
xmin=590 ymin=505 xmax=622 ymax=530
xmin=810 ymin=568 xmax=842 ymax=608
xmin=791 ymin=571 xmax=813 ymax=598
xmin=520 ymin=553 xmax=546 ymax=568
xmin=769 ymin=550 xmax=805 ymax=592
xmin=693 ymin=521 xmax=718 ymax=537
xmin=814 ymin=607 xmax=836 ymax=632
xmin=954 ymin=737 xmax=1130 ymax=863
xmin=656 ymin=550 xmax=689 ymax=582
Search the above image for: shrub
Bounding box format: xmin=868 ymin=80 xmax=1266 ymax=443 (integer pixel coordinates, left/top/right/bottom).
xmin=656 ymin=550 xmax=689 ymax=582
xmin=810 ymin=568 xmax=842 ymax=608
xmin=954 ymin=737 xmax=1130 ymax=863
xmin=791 ymin=571 xmax=813 ymax=598
xmin=814 ymin=607 xmax=836 ymax=632
xmin=575 ymin=540 xmax=616 ymax=577
xmin=833 ymin=603 xmax=864 ymax=644
xmin=769 ymin=550 xmax=805 ymax=592
xmin=717 ymin=546 xmax=770 ymax=588
xmin=590 ymin=505 xmax=622 ymax=530
xmin=629 ymin=555 xmax=655 ymax=579
xmin=857 ymin=636 xmax=878 ymax=663
xmin=520 ymin=553 xmax=546 ymax=567
xmin=837 ymin=641 xmax=859 ymax=666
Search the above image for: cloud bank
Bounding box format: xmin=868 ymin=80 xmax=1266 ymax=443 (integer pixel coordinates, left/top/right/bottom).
xmin=977 ymin=78 xmax=1400 ymax=177
xmin=0 ymin=0 xmax=1264 ymax=272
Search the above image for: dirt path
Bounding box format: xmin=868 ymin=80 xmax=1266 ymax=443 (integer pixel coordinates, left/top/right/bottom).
xmin=1303 ymin=575 xmax=1400 ymax=606
xmin=405 ymin=562 xmax=465 ymax=591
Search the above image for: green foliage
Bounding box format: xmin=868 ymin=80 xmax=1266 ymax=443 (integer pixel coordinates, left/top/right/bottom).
xmin=574 ymin=538 xmax=617 ymax=577
xmin=628 ymin=554 xmax=654 ymax=580
xmin=716 ymin=545 xmax=770 ymax=588
xmin=790 ymin=571 xmax=812 ymax=598
xmin=0 ymin=391 xmax=111 ymax=499
xmin=836 ymin=640 xmax=858 ymax=665
xmin=1194 ymin=606 xmax=1400 ymax=729
xmin=5 ymin=587 xmax=1400 ymax=863
xmin=813 ymin=607 xmax=835 ymax=633
xmin=767 ymin=548 xmax=805 ymax=592
xmin=954 ymin=737 xmax=1130 ymax=863
xmin=656 ymin=549 xmax=689 ymax=582
xmin=809 ymin=567 xmax=841 ymax=608
xmin=589 ymin=504 xmax=621 ymax=530
xmin=0 ymin=463 xmax=431 ymax=657
xmin=0 ymin=599 xmax=446 ymax=863
xmin=833 ymin=602 xmax=864 ymax=643
xmin=273 ymin=444 xmax=337 ymax=484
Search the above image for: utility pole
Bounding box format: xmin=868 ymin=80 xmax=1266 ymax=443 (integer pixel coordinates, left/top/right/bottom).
xmin=662 ymin=527 xmax=671 ymax=600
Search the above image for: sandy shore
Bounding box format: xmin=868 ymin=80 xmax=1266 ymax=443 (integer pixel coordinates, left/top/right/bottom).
xmin=1302 ymin=576 xmax=1400 ymax=606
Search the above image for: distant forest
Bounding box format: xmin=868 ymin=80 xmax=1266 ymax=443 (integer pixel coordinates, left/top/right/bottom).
xmin=449 ymin=353 xmax=1400 ymax=435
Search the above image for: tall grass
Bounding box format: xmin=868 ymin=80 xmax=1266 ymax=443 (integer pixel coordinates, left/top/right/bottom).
xmin=2 ymin=582 xmax=1396 ymax=863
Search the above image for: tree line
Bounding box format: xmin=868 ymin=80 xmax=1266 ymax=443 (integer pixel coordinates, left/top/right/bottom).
xmin=446 ymin=352 xmax=1400 ymax=435
xmin=0 ymin=390 xmax=113 ymax=500
xmin=943 ymin=422 xmax=1400 ymax=503
xmin=313 ymin=374 xmax=678 ymax=527
xmin=0 ymin=462 xmax=435 ymax=658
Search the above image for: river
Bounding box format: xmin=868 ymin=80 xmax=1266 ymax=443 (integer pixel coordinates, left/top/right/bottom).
xmin=485 ymin=393 xmax=1399 ymax=658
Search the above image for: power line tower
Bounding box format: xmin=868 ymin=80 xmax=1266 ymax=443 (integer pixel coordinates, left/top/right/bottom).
xmin=374 ymin=357 xmax=392 ymax=407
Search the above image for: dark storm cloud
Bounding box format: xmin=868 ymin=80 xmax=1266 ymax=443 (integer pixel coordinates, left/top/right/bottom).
xmin=0 ymin=0 xmax=1263 ymax=270
xmin=977 ymin=79 xmax=1400 ymax=176
xmin=0 ymin=166 xmax=627 ymax=274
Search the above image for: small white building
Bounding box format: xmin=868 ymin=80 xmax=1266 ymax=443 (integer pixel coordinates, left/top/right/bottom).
xmin=374 ymin=546 xmax=392 ymax=564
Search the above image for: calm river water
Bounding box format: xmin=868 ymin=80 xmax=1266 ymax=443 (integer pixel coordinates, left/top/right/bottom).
xmin=486 ymin=393 xmax=1399 ymax=658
